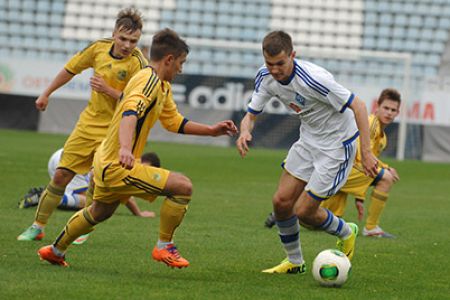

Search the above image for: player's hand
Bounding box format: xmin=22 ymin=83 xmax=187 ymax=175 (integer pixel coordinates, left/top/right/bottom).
xmin=236 ymin=132 xmax=252 ymax=158
xmin=35 ymin=95 xmax=49 ymax=111
xmin=90 ymin=74 xmax=109 ymax=94
xmin=361 ymin=151 xmax=378 ymax=178
xmin=119 ymin=147 xmax=135 ymax=170
xmin=387 ymin=167 xmax=400 ymax=182
xmin=211 ymin=120 xmax=238 ymax=137
xmin=355 ymin=199 xmax=364 ymax=221
xmin=138 ymin=210 xmax=156 ymax=218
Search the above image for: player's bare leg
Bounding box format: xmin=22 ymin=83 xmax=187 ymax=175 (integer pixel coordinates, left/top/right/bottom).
xmin=295 ymin=193 xmax=358 ymax=260
xmin=263 ymin=171 xmax=306 ymax=274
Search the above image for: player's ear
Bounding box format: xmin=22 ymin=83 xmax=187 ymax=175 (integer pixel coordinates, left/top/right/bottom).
xmin=291 ymin=50 xmax=296 ymax=59
xmin=165 ymin=54 xmax=175 ymax=65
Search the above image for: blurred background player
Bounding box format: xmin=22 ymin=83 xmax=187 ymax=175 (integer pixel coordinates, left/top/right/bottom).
xmin=17 ymin=8 xmax=148 ymax=241
xmin=320 ymin=88 xmax=401 ymax=238
xmin=37 ymin=28 xmax=238 ymax=268
xmin=236 ymin=30 xmax=378 ymax=274
xmin=19 ymin=148 xmax=158 ymax=218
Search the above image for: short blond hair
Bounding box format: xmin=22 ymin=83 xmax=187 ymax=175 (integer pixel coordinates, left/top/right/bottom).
xmin=115 ymin=7 xmax=143 ymax=33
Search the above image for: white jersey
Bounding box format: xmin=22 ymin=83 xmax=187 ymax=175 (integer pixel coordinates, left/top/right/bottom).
xmin=248 ymin=59 xmax=358 ymax=149
xmin=48 ymin=149 xmax=90 ymax=194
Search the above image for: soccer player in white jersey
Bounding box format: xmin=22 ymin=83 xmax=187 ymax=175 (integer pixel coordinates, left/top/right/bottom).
xmin=236 ymin=31 xmax=378 ymax=274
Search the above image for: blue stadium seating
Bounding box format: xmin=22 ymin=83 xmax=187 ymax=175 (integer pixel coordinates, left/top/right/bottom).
xmin=0 ymin=0 xmax=449 ymax=80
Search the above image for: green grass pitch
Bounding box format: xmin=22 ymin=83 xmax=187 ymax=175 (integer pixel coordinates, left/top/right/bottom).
xmin=0 ymin=129 xmax=449 ymax=299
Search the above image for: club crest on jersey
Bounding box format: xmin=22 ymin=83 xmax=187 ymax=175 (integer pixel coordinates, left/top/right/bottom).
xmin=295 ymin=93 xmax=306 ymax=106
xmin=117 ymin=70 xmax=127 ymax=81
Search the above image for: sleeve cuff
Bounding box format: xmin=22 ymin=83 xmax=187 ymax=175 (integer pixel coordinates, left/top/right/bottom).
xmin=64 ymin=67 xmax=76 ymax=75
xmin=339 ymin=93 xmax=355 ymax=113
xmin=122 ymin=110 xmax=137 ymax=117
xmin=178 ymin=118 xmax=189 ymax=134
xmin=247 ymin=107 xmax=263 ymax=115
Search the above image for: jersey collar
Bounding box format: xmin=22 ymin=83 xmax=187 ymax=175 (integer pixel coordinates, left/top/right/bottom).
xmin=109 ymin=44 xmax=124 ymax=60
xmin=277 ymin=59 xmax=297 ymax=86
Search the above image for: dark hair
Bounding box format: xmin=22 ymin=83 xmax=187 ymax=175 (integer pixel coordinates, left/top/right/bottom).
xmin=150 ymin=28 xmax=189 ymax=61
xmin=378 ymin=88 xmax=401 ymax=105
xmin=141 ymin=152 xmax=161 ymax=168
xmin=115 ymin=7 xmax=143 ymax=33
xmin=262 ymin=31 xmax=293 ymax=56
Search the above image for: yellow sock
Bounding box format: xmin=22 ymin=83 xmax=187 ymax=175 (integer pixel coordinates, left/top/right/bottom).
xmin=53 ymin=208 xmax=97 ymax=252
xmin=35 ymin=181 xmax=65 ymax=226
xmin=84 ymin=181 xmax=94 ymax=207
xmin=159 ymin=196 xmax=190 ymax=242
xmin=365 ymin=189 xmax=388 ymax=230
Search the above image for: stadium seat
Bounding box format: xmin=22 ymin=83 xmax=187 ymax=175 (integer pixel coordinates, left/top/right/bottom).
xmin=1 ymin=0 xmax=448 ymax=81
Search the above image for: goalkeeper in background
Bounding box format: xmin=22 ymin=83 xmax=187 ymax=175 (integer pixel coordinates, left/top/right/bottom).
xmin=265 ymin=88 xmax=401 ymax=238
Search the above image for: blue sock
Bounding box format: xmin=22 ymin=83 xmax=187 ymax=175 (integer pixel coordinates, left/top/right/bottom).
xmin=319 ymin=209 xmax=351 ymax=239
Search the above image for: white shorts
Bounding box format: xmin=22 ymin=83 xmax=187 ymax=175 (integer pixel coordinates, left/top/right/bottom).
xmin=284 ymin=137 xmax=357 ymax=201
xmin=66 ymin=173 xmax=90 ymax=194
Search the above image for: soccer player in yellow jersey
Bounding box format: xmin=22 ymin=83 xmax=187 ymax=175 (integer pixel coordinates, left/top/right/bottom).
xmin=321 ymin=88 xmax=401 ymax=238
xmin=37 ymin=28 xmax=238 ymax=268
xmin=17 ymin=8 xmax=148 ymax=241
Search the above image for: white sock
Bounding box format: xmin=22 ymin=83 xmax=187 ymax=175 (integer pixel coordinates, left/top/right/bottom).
xmin=32 ymin=223 xmax=43 ymax=230
xmin=319 ymin=209 xmax=351 ymax=239
xmin=51 ymin=245 xmax=65 ymax=257
xmin=157 ymin=240 xmax=173 ymax=249
xmin=276 ymin=216 xmax=304 ymax=264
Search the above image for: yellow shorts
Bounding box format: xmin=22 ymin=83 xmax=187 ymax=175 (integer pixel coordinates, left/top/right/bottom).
xmin=321 ymin=167 xmax=385 ymax=216
xmin=93 ymin=162 xmax=170 ymax=204
xmin=339 ymin=167 xmax=375 ymax=199
xmin=58 ymin=127 xmax=102 ymax=174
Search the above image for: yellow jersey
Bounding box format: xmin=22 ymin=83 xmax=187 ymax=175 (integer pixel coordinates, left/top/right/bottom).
xmin=94 ymin=67 xmax=186 ymax=187
xmin=354 ymin=114 xmax=388 ymax=171
xmin=65 ymin=38 xmax=147 ymax=140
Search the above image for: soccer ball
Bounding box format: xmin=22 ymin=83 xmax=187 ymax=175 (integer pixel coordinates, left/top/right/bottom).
xmin=312 ymin=249 xmax=351 ymax=287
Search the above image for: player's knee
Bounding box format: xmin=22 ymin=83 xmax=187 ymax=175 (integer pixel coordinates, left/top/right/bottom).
xmin=272 ymin=193 xmax=292 ymax=212
xmin=89 ymin=201 xmax=118 ymax=222
xmin=53 ymin=168 xmax=75 ymax=186
xmin=380 ymin=171 xmax=395 ymax=186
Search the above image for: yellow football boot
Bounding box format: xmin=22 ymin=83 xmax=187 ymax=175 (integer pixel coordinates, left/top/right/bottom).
xmin=337 ymin=222 xmax=359 ymax=261
xmin=262 ymin=258 xmax=306 ymax=274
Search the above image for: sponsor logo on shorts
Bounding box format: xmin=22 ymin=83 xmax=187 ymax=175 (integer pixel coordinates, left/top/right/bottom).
xmin=153 ymin=173 xmax=161 ymax=181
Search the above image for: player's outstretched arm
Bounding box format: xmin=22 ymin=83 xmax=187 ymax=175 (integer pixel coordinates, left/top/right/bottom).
xmin=182 ymin=120 xmax=238 ymax=137
xmin=35 ymin=69 xmax=74 ymax=111
xmin=236 ymin=112 xmax=257 ymax=158
xmin=125 ymin=197 xmax=156 ymax=218
xmin=349 ymin=97 xmax=378 ymax=177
